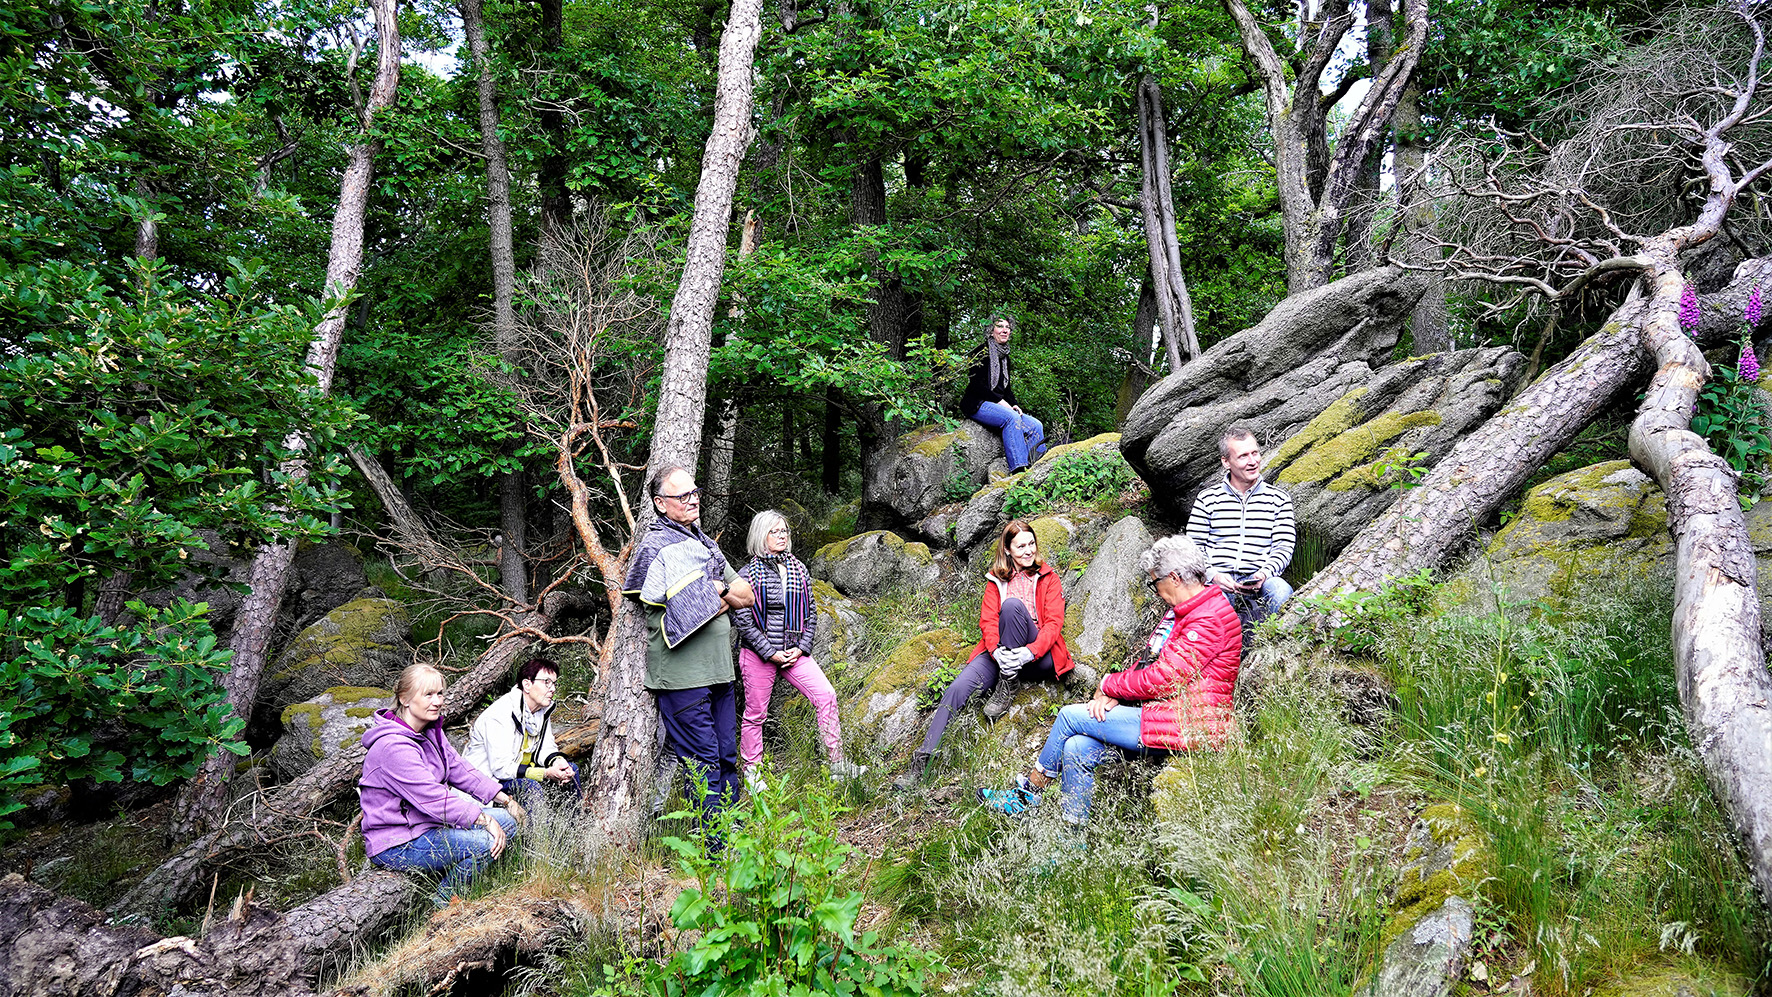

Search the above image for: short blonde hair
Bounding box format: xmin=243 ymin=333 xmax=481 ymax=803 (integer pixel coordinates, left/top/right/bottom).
xmin=393 ymin=663 xmax=445 ymax=712
xmin=746 ymin=510 xmax=790 ymax=558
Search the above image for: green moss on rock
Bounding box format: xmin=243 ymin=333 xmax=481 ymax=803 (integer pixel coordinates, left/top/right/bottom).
xmin=1380 ymin=804 xmax=1494 ymax=952
xmin=816 ymin=529 xmax=908 ymax=563
xmin=281 ymin=700 xmax=323 ymax=729
xmin=1029 ymin=516 xmax=1073 ymax=565
xmin=326 ymin=685 xmax=392 ymax=705
xmin=906 ymin=428 xmax=965 ymax=460
xmin=1271 ymin=389 xmax=1368 ymax=470
xmin=866 ymin=628 xmax=969 ymax=698
xmin=1278 ymin=410 xmax=1443 ymax=487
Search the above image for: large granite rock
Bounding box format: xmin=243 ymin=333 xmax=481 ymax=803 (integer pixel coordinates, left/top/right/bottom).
xmin=851 ymin=628 xmax=973 ymax=755
xmin=136 ymin=538 xmax=368 ymax=639
xmin=810 ymin=531 xmax=940 ymax=599
xmin=271 ymin=686 xmax=394 ymax=780
xmin=254 ymin=598 xmax=412 ymax=739
xmin=862 ymin=422 xmax=1007 ymax=530
xmin=811 ymin=580 xmax=864 ymax=667
xmin=285 ymin=541 xmax=372 ymax=632
xmin=1261 ymin=348 xmax=1528 ymax=547
xmin=1059 ymin=516 xmax=1158 ymax=672
xmin=1354 ymin=805 xmax=1491 ymax=997
xmin=1122 ymin=265 xmax=1428 ymax=519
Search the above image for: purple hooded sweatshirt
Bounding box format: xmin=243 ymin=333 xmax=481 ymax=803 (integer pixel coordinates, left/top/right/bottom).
xmin=359 ymin=708 xmax=501 ymax=858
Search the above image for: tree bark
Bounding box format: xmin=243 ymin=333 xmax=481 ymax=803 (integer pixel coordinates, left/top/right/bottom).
xmin=1221 ymin=0 xmax=1427 ymax=292
xmin=1137 ymin=74 xmax=1198 ymax=368
xmin=459 ymin=0 xmax=530 ymax=607
xmin=170 ymin=0 xmax=402 ymax=840
xmin=822 ymin=386 xmax=843 ymax=494
xmin=1393 ymin=76 xmax=1448 ymax=352
xmin=1343 ymin=0 xmax=1393 ymax=273
xmin=118 ymin=597 xmax=564 ymax=916
xmin=583 ymin=0 xmax=766 ymax=845
xmin=535 ymin=0 xmax=572 ymax=243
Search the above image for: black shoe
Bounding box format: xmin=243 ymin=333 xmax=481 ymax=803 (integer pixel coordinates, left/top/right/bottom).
xmin=891 ymin=752 xmax=930 ymax=791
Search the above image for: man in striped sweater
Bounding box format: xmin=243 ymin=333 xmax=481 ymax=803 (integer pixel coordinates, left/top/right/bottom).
xmin=1185 ymin=425 xmax=1296 ymax=626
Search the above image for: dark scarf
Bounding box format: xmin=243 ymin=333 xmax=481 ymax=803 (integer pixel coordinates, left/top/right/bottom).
xmin=740 ymin=552 xmax=812 ymax=641
xmin=986 ymin=336 xmax=1010 ymax=392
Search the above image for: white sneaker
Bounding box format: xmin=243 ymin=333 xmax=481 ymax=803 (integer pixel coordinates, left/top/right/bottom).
xmin=829 ymin=760 xmax=869 ymax=782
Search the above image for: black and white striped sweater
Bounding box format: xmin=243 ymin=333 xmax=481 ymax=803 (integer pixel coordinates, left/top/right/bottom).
xmin=1185 ymin=474 xmax=1296 ymax=578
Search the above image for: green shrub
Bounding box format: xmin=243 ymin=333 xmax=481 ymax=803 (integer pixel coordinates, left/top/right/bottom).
xmin=1001 ymin=449 xmax=1132 ymax=519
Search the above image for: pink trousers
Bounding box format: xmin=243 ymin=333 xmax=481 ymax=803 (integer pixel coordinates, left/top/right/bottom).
xmin=737 ymin=648 xmax=845 ymax=768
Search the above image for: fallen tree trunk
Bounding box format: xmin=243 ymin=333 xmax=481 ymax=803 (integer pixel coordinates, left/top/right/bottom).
xmin=1285 ymin=297 xmax=1651 ymax=607
xmin=116 ymin=596 xmax=568 ymax=917
xmin=325 ymin=890 xmax=586 ymax=996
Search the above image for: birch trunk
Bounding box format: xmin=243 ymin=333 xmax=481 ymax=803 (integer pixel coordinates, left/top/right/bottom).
xmin=170 ymin=0 xmax=401 ymax=840
xmin=1137 ymin=74 xmax=1198 ymax=367
xmin=584 ymin=0 xmax=766 ymax=844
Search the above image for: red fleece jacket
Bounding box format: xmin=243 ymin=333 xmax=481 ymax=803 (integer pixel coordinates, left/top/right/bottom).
xmin=966 ymin=561 xmax=1075 ymax=677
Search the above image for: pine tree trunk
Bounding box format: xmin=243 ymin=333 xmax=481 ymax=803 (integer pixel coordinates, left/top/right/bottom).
xmin=170 ymin=0 xmax=402 ymax=840
xmin=583 ymin=0 xmax=767 ymax=845
xmin=1393 ymin=79 xmax=1447 ymax=351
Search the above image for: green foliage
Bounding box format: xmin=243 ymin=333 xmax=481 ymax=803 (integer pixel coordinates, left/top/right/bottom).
xmin=1300 ymin=568 xmax=1437 ymax=654
xmin=1418 ymin=0 xmax=1626 ymax=139
xmin=595 ymin=777 xmax=943 ymax=996
xmin=1001 ymin=450 xmax=1133 ymax=519
xmin=1690 ymin=362 xmax=1771 ymax=499
xmin=0 ymin=599 xmax=246 ymax=826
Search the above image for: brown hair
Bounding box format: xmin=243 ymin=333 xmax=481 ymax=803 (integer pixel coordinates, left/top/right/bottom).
xmin=989 ymin=519 xmax=1042 ymax=581
xmin=393 ymin=663 xmax=445 ymax=724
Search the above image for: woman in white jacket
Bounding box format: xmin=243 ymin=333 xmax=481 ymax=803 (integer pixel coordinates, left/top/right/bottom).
xmin=464 ymin=657 xmax=577 ymax=808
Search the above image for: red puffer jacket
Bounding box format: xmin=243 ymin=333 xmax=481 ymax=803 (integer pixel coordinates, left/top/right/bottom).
xmin=966 ymin=562 xmax=1075 ymax=677
xmin=1100 ymin=586 xmax=1242 ymax=750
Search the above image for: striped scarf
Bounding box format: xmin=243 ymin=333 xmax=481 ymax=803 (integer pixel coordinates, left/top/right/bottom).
xmin=741 ymin=553 xmax=812 ymax=641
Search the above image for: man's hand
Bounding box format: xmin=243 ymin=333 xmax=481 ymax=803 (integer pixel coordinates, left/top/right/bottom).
xmin=545 ymin=757 xmax=574 ymax=783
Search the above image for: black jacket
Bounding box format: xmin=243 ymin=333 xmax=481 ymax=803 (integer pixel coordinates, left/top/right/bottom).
xmin=960 ymin=343 xmax=1018 ymax=414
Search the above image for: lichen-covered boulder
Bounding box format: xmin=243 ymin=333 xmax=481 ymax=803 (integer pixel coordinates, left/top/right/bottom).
xmin=783 ymin=498 xmax=860 ymax=553
xmin=1122 ymin=266 xmax=1428 ymax=519
xmin=811 ymin=580 xmax=864 ymax=667
xmin=862 ymin=422 xmax=1006 ymax=529
xmin=271 ymin=686 xmax=395 ymax=780
xmin=285 ymin=541 xmax=371 ymax=631
xmin=1060 ymin=517 xmax=1157 ymax=672
xmin=1263 ymin=348 xmax=1527 ymax=546
xmin=1353 ymin=805 xmax=1491 ymax=997
xmin=810 ymin=531 xmax=940 ymax=599
xmin=255 ymin=598 xmax=412 ymax=738
xmin=852 ymin=628 xmax=972 ymax=754
xmin=949 ymin=433 xmax=1129 ymax=555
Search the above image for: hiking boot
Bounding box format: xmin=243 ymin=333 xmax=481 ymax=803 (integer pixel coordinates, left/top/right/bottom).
xmin=891 ymin=752 xmax=930 ymax=791
xmin=977 ymin=775 xmax=1042 ymax=817
xmin=982 ymin=679 xmax=1020 ymax=720
xmin=829 ymin=760 xmax=869 ymax=782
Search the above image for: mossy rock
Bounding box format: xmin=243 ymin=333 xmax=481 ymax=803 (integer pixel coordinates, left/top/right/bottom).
xmin=1060 ymin=516 xmax=1156 ymax=669
xmin=1384 ymin=804 xmax=1494 ymax=951
xmin=810 ymin=530 xmax=941 ymax=599
xmin=852 ymin=628 xmax=970 ymax=755
xmin=862 ymin=422 xmax=1005 ymax=528
xmin=256 ymin=598 xmax=412 ymax=740
xmin=811 ymin=581 xmax=863 ymax=667
xmin=272 ymin=685 xmax=395 ymax=780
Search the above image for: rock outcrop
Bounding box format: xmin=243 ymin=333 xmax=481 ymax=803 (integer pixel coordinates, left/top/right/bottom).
xmin=852 ymin=628 xmax=972 ymax=753
xmin=1122 ymin=266 xmax=1428 ymax=519
xmin=940 ymin=433 xmax=1129 ymax=552
xmin=809 ymin=531 xmax=940 ymax=599
xmin=1262 ymin=348 xmax=1529 ymax=547
xmin=1059 ymin=516 xmax=1157 ymax=672
xmin=862 ymin=422 xmax=1006 ymax=529
xmin=272 ymin=686 xmax=395 ymax=780
xmin=1354 ymin=805 xmax=1490 ymax=997
xmin=254 ymin=598 xmax=412 ymax=740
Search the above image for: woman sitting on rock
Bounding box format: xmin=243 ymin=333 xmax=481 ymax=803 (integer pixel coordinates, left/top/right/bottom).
xmin=894 ymin=519 xmax=1073 ymax=789
xmin=359 ymin=663 xmax=527 ymax=905
xmin=961 ymin=315 xmax=1047 ymax=474
xmin=734 ymin=510 xmax=866 ymax=784
xmin=979 ymin=533 xmax=1241 ymax=824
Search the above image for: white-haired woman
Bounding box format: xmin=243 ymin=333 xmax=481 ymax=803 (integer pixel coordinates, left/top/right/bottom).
xmin=980 ymin=534 xmax=1242 ymax=824
xmin=733 ymin=510 xmax=865 ymax=782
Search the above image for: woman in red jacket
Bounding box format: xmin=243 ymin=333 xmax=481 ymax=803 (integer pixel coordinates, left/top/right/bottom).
xmin=893 ymin=519 xmax=1074 ymax=789
xmin=979 ymin=533 xmax=1241 ymax=823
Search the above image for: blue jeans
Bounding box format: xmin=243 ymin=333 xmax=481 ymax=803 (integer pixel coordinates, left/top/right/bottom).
xmin=1034 ymin=704 xmax=1154 ymax=824
xmin=1228 ymin=576 xmax=1293 ymax=627
xmin=371 ymin=806 xmax=519 ymax=905
xmin=969 ymin=401 xmax=1047 ymax=471
xmin=501 ymin=760 xmax=581 ymax=811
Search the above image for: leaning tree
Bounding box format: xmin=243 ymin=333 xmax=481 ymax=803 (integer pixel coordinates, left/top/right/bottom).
xmin=1293 ymin=2 xmax=1772 ymax=910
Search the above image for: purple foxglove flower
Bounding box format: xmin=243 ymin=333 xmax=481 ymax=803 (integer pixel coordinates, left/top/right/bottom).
xmin=1742 ymin=340 xmax=1762 ymax=383
xmin=1750 ymin=284 xmax=1763 ymax=329
xmin=1680 ymin=281 xmax=1700 ymax=333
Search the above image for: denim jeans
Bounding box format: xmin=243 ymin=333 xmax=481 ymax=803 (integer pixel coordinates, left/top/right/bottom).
xmin=1034 ymin=703 xmax=1153 ymax=824
xmin=969 ymin=401 xmax=1047 ymax=471
xmin=501 ymin=760 xmax=581 ymax=812
xmin=371 ymin=806 xmax=519 ymax=905
xmin=1228 ymin=575 xmax=1293 ymax=627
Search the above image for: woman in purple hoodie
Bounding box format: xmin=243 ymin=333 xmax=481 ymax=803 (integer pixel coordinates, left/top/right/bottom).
xmin=359 ymin=663 xmax=527 ymax=904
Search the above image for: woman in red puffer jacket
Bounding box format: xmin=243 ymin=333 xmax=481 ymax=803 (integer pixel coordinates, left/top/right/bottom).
xmin=978 ymin=533 xmax=1241 ymax=824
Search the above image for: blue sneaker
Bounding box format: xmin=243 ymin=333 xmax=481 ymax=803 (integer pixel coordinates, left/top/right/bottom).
xmin=978 ymin=775 xmax=1042 ymax=816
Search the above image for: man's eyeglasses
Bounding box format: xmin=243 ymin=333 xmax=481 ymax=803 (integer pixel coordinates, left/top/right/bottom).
xmin=658 ymin=487 xmax=702 ymax=503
